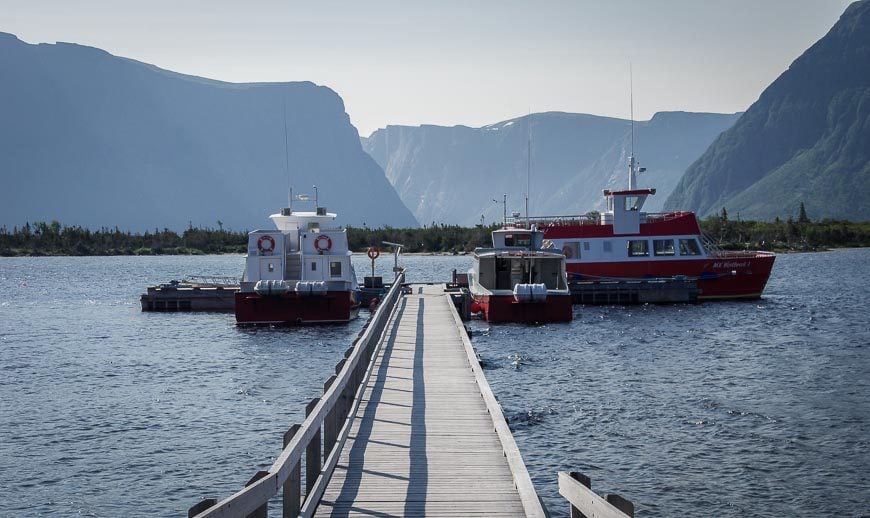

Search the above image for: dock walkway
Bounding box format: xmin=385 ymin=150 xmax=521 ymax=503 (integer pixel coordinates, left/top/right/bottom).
xmin=315 ymin=285 xmax=528 ymax=516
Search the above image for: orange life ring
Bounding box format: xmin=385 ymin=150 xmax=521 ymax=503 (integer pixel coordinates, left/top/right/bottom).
xmin=562 ymin=245 xmax=573 ymax=259
xmin=257 ymin=234 xmax=276 ymax=254
xmin=367 ymin=246 xmax=380 ymax=260
xmin=314 ymin=234 xmax=332 ymax=253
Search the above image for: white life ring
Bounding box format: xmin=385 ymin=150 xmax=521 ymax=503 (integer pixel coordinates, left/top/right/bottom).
xmin=314 ymin=235 xmax=332 ymax=253
xmin=257 ymin=235 xmax=276 ymax=254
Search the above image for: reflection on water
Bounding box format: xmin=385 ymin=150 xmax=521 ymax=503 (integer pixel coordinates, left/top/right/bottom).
xmin=1 ymin=251 xmax=868 ymax=516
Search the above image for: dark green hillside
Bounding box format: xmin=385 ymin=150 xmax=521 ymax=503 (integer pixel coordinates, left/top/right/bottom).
xmin=664 ymin=0 xmax=870 ymax=220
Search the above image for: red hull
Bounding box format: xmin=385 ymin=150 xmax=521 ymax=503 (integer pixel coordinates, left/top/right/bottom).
xmin=566 ymin=252 xmax=775 ymax=300
xmin=476 ymin=294 xmax=573 ymax=323
xmin=235 ymin=291 xmax=360 ymax=325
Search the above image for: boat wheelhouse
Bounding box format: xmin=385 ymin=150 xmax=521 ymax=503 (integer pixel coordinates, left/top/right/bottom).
xmin=235 ymin=201 xmax=360 ymax=325
xmin=467 ymin=226 xmax=573 ymax=323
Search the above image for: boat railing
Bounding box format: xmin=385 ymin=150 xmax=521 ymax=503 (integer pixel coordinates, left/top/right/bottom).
xmin=183 ymin=275 xmax=241 ymax=287
xmin=525 ymin=214 xmax=600 ymax=227
xmin=188 ymin=271 xmax=407 ymax=518
xmin=700 ymin=232 xmax=723 ymax=255
xmin=642 ymin=211 xmax=694 ymax=223
xmin=708 ymin=250 xmax=769 ymax=259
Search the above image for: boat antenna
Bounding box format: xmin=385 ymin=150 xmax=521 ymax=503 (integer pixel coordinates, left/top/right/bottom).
xmin=283 ymin=96 xmax=291 ymax=208
xmin=629 ymin=63 xmax=636 ymax=190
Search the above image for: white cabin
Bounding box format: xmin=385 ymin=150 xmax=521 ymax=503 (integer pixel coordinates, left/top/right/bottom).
xmin=241 ymin=206 xmax=357 ymax=293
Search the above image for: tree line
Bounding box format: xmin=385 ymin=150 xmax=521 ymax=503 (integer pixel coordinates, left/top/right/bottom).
xmin=2 ymin=212 xmax=869 ymax=257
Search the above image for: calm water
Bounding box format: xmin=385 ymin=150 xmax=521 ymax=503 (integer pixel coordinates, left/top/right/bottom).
xmin=1 ymin=251 xmax=868 ymax=516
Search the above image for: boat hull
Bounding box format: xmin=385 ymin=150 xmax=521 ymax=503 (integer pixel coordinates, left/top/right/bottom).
xmin=566 ymin=252 xmax=776 ymax=300
xmin=234 ymin=291 xmax=360 ymax=325
xmin=475 ymin=294 xmax=573 ymax=323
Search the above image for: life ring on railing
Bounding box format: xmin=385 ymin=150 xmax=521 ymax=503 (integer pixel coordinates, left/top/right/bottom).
xmin=314 ymin=235 xmax=332 ymax=253
xmin=257 ymin=235 xmax=276 ymax=254
xmin=367 ymin=246 xmax=380 ymax=260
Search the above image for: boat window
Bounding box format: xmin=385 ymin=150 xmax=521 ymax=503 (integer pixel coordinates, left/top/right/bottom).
xmin=583 ymin=242 xmax=591 ymax=251
xmin=268 ymin=263 xmax=275 ymax=272
xmin=603 ymin=240 xmax=612 ymax=253
xmin=679 ymin=239 xmax=702 ymax=256
xmin=561 ymin=242 xmax=579 ymax=260
xmin=504 ymin=234 xmax=531 ymax=247
xmin=330 ymin=261 xmax=342 ymax=277
xmin=628 ymin=240 xmax=649 ymax=257
xmin=653 ymin=239 xmax=675 ymax=256
xmin=311 ymin=261 xmax=317 ymax=271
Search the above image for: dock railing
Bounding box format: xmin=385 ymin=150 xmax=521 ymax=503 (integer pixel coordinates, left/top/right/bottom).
xmin=558 ymin=471 xmax=634 ymax=518
xmin=189 ymin=272 xmax=406 ymax=518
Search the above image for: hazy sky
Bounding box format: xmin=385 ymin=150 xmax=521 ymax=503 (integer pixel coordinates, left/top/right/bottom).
xmin=1 ymin=0 xmax=854 ymax=136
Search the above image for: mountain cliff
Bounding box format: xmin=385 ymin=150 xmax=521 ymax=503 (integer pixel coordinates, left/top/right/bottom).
xmin=0 ymin=32 xmax=418 ymax=231
xmin=362 ymin=111 xmax=739 ymax=226
xmin=664 ymin=1 xmax=870 ymax=220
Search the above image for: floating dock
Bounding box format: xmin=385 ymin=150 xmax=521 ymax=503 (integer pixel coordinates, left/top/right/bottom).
xmin=569 ymin=277 xmax=698 ymax=305
xmin=140 ymin=278 xmax=238 ymax=312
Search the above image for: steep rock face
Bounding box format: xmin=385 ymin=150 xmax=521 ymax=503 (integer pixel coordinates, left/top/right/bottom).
xmin=0 ymin=33 xmax=418 ymax=231
xmin=363 ymin=111 xmax=739 ymax=225
xmin=664 ymin=1 xmax=870 ymax=220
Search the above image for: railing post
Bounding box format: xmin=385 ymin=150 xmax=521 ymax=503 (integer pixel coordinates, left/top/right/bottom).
xmin=188 ymin=498 xmax=217 ymax=518
xmin=244 ymin=471 xmax=270 ymax=518
xmin=323 ymin=376 xmax=338 ymax=457
xmin=606 ymin=494 xmax=635 ymax=517
xmin=334 ymin=359 xmax=347 ymax=419
xmin=305 ymin=398 xmax=321 ymax=496
xmin=283 ymin=424 xmax=301 ymax=518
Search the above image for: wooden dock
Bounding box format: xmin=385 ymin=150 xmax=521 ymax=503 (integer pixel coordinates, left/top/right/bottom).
xmin=189 ymin=276 xmax=548 ymax=518
xmin=315 ymin=284 xmax=537 ymax=516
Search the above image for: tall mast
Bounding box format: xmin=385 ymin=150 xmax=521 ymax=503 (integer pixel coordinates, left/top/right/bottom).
xmin=526 ymin=111 xmax=531 ymax=225
xmin=283 ymin=97 xmax=291 ymax=207
xmin=628 ymin=63 xmax=636 ymax=190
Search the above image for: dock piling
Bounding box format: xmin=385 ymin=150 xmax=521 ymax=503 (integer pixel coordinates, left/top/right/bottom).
xmin=282 ymin=425 xmax=301 ymax=518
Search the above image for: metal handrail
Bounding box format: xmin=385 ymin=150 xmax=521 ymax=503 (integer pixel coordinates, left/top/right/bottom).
xmin=190 ymin=272 xmax=406 ymax=518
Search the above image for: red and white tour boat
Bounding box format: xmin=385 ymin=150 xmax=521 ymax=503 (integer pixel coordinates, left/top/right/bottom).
xmin=538 ymin=156 xmax=775 ymax=300
xmin=467 ymin=226 xmax=573 ymax=323
xmin=235 ymin=195 xmax=360 ymax=325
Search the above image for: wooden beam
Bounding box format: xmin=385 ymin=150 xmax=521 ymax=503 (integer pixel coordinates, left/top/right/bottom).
xmin=558 ymin=471 xmax=633 ymax=518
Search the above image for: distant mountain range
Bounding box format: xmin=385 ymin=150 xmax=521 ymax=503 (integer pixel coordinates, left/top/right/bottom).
xmin=0 ymin=32 xmax=418 ymax=231
xmin=664 ymin=0 xmax=870 ymax=220
xmin=362 ymin=111 xmax=740 ymax=226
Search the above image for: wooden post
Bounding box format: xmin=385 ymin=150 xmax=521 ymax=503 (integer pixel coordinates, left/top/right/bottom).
xmin=283 ymin=424 xmax=301 ymax=518
xmin=188 ymin=498 xmax=217 ymax=518
xmin=606 ymin=494 xmax=635 ymax=517
xmin=334 ymin=359 xmax=347 ymax=419
xmin=323 ymin=376 xmax=338 ymax=457
xmin=244 ymin=471 xmax=270 ymax=518
xmin=305 ymin=398 xmax=321 ymax=495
